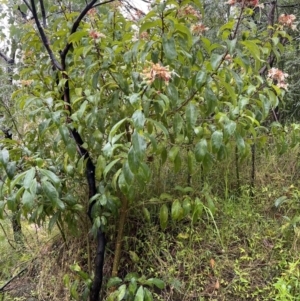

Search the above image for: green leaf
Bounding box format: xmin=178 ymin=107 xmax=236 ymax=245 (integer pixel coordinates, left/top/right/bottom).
xmin=160 ymin=146 xmax=168 ymax=165
xmin=143 ymin=207 xmax=151 ymax=222
xmin=147 ymin=278 xmax=165 ymax=289
xmin=174 ymin=152 xmax=181 ymax=173
xmin=39 ymin=169 xmax=60 ymax=187
xmin=274 ymin=196 xmax=288 ymax=207
xmin=22 ymin=190 xmax=34 ymax=209
xmin=174 ymin=23 xmax=192 ymax=47
xmin=134 ymin=286 xmax=144 ymax=301
xmin=159 ymin=204 xmax=168 ymax=230
xmin=168 ymin=146 xmax=179 ymax=162
xmin=132 ymin=131 xmax=147 ymax=160
xmin=226 ymin=38 xmax=237 ymax=54
xmin=173 ymin=113 xmax=183 ymax=136
xmin=92 ymin=70 xmax=100 ymax=89
xmin=128 ymin=278 xmax=138 ymax=296
xmin=166 ymin=83 xmax=179 ymax=108
xmin=206 ymin=194 xmax=216 ymax=215
xmin=117 ymin=284 xmax=127 ymax=301
xmin=42 ymin=180 xmax=59 ymax=203
xmin=139 ymin=19 xmax=162 ymax=34
xmin=107 ymin=277 xmax=122 ymax=289
xmin=5 ymin=162 xmax=16 ymax=180
xmin=147 ymin=119 xmax=169 ymax=137
xmin=171 ymin=199 xmax=183 ymax=221
xmin=187 ymin=151 xmax=194 ymax=174
xmin=224 ymin=121 xmax=236 ymax=137
xmin=0 ymin=149 xmax=9 ymax=167
xmin=128 ymin=147 xmax=140 ymax=174
xmin=109 ymin=118 xmax=127 ymax=143
xmin=23 ymin=167 xmax=36 ymax=189
xmin=144 ymin=288 xmax=153 ymax=301
xmin=192 ymin=197 xmax=203 ymax=223
xmin=104 ymin=158 xmax=121 ymax=180
xmin=123 ymin=161 xmax=134 ymax=185
xmin=211 ymin=53 xmax=224 ymax=70
xmin=183 ymin=198 xmax=192 ymax=216
xmin=186 ymin=102 xmax=197 ymax=141
xmin=162 ymin=36 xmax=177 ymax=60
xmin=95 ymin=156 xmax=106 ymax=181
xmin=211 ymin=130 xmax=223 ymax=152
xmin=68 ymin=30 xmax=87 ymax=44
xmin=195 ymin=71 xmax=207 ymax=89
xmin=205 ymin=88 xmax=218 ymax=115
xmin=132 ymin=110 xmax=145 ymax=130
xmin=195 ymin=139 xmax=207 ymax=162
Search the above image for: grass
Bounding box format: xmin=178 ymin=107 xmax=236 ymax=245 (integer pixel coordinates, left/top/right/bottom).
xmin=1 ymin=143 xmax=300 ymax=300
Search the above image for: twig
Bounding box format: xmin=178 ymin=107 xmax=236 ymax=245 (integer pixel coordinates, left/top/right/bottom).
xmin=0 ymin=222 xmax=16 ymax=250
xmin=0 ymin=267 xmax=27 ymax=292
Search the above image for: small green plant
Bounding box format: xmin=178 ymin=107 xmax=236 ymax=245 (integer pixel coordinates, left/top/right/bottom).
xmin=106 ymin=273 xmax=165 ymax=301
xmin=273 ymin=259 xmax=300 ymax=300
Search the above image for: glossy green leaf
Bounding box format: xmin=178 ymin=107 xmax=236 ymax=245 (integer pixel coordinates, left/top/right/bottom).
xmin=123 ymin=161 xmax=134 ymax=185
xmin=192 ymin=198 xmax=203 ymax=224
xmin=117 ymin=284 xmax=127 ymax=301
xmin=195 ymin=71 xmax=207 ymax=89
xmin=95 ymin=155 xmax=106 ymax=181
xmin=39 ymin=169 xmax=60 ymax=187
xmin=23 ymin=167 xmax=36 ymax=189
xmin=132 ymin=110 xmax=145 ymax=130
xmin=174 ymin=152 xmax=181 ymax=173
xmin=144 ymin=288 xmax=153 ymax=301
xmin=162 ymin=36 xmax=177 ymax=60
xmin=211 ymin=131 xmax=223 ymax=152
xmin=147 ymin=278 xmax=165 ymax=289
xmin=104 ymin=158 xmax=121 ymax=180
xmin=173 ymin=113 xmax=183 ymax=136
xmin=0 ymin=149 xmax=9 ymax=166
xmin=168 ymin=146 xmax=180 ymax=162
xmin=132 ymin=131 xmax=147 ymax=160
xmin=107 ymin=277 xmax=122 ymax=289
xmin=171 ymin=199 xmax=183 ymax=221
xmin=211 ymin=53 xmax=224 ymax=70
xmin=159 ymin=204 xmax=168 ymax=230
xmin=68 ymin=31 xmax=87 ymax=44
xmin=5 ymin=161 xmax=16 ymax=180
xmin=42 ymin=180 xmax=59 ymax=203
xmin=195 ymin=139 xmax=207 ymax=162
xmin=134 ymin=286 xmax=144 ymax=301
xmin=186 ymin=102 xmax=197 ymax=141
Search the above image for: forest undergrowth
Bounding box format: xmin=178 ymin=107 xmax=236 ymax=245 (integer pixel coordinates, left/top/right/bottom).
xmin=1 ymin=143 xmax=300 ymax=301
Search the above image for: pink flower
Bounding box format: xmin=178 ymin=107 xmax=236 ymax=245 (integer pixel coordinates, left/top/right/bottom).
xmin=268 ymin=68 xmax=289 ymax=90
xmin=278 ymin=14 xmax=297 ymax=30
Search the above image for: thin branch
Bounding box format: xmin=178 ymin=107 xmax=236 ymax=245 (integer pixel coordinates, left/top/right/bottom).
xmin=92 ymin=0 xmax=116 ymax=8
xmin=28 ymin=0 xmax=62 ymax=70
xmin=60 ymin=0 xmax=100 ymax=67
xmin=0 ymin=267 xmax=27 ymax=292
xmin=39 ymin=0 xmax=47 ymax=28
xmin=23 ymin=0 xmax=33 ymax=13
xmin=0 ymin=222 xmax=16 ymax=250
xmin=0 ymin=50 xmax=13 ymax=64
